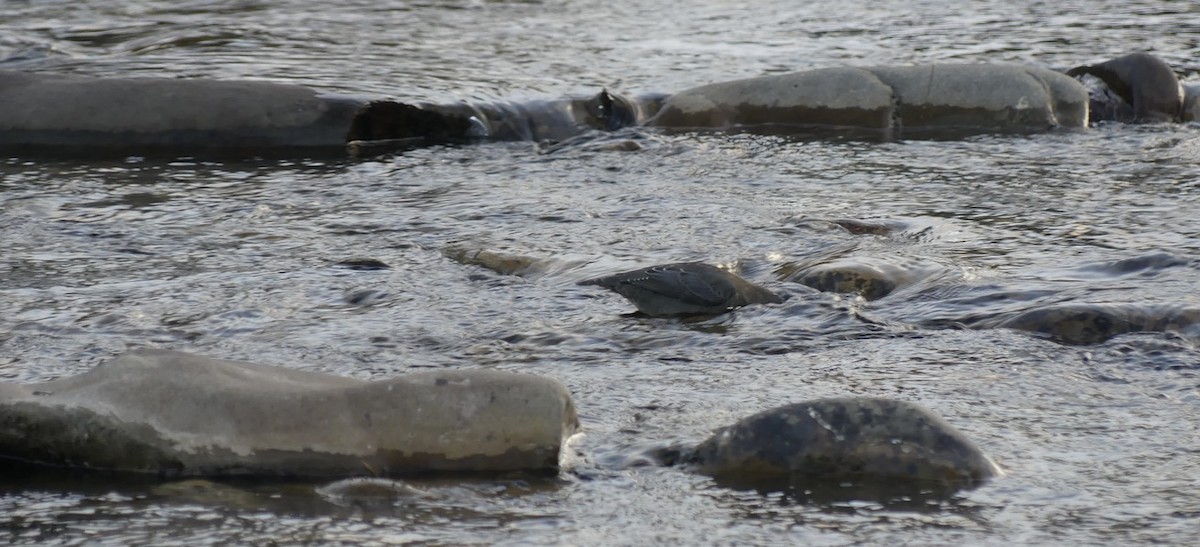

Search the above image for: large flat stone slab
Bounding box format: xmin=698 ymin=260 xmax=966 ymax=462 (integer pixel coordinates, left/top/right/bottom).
xmin=649 ymin=64 xmax=1088 ymax=136
xmin=0 ymin=349 xmax=579 ymax=477
xmin=648 ymin=67 xmax=895 ymax=132
xmin=0 ymin=71 xmax=480 ymax=155
xmin=0 ymin=71 xmax=366 ymax=150
xmin=870 ymin=64 xmax=1088 ymax=131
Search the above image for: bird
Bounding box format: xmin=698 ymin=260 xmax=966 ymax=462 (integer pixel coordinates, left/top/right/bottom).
xmin=577 ymin=262 xmax=784 ymax=317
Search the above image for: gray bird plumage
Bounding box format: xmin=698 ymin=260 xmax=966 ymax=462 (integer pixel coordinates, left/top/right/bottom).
xmin=578 ymin=262 xmax=783 ymax=316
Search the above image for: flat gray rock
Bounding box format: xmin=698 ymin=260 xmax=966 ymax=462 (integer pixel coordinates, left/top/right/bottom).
xmin=0 ymin=71 xmax=366 ymax=150
xmin=870 ymin=64 xmax=1088 ymax=130
xmin=647 ymin=67 xmax=895 ymax=130
xmin=649 ymin=64 xmax=1088 ymax=136
xmin=0 ymin=349 xmax=579 ymax=477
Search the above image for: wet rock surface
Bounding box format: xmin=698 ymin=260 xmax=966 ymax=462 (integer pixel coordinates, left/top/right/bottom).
xmin=0 ymin=56 xmax=1152 ymax=157
xmin=578 ymin=262 xmax=784 ymax=317
xmin=1067 ymin=52 xmax=1184 ymax=123
xmin=0 ymin=72 xmax=369 ymax=153
xmin=784 ymin=255 xmax=945 ymax=301
xmin=986 ymin=303 xmax=1200 ymax=345
xmin=648 ymin=64 xmax=1088 ymax=136
xmin=689 ymin=398 xmax=1001 ymax=489
xmin=0 ymin=349 xmax=579 ymax=477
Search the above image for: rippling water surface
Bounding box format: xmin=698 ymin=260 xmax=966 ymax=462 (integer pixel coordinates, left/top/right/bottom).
xmin=3 ymin=1 xmax=1200 ymax=545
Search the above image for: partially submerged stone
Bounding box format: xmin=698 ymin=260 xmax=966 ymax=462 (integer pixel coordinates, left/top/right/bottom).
xmin=775 ymin=253 xmax=946 ymax=301
xmin=649 ymin=64 xmax=1088 ymax=137
xmin=647 ymin=68 xmax=896 ymax=132
xmin=444 ymin=248 xmax=547 ymax=277
xmin=0 ymin=349 xmax=579 ymax=477
xmin=993 ymin=303 xmax=1200 ymax=345
xmin=578 ymin=262 xmax=784 ymax=317
xmin=0 ymin=55 xmax=1178 ymax=156
xmin=424 ymin=89 xmax=658 ymax=142
xmin=0 ymin=71 xmax=643 ymax=155
xmin=691 ymin=398 xmax=1001 ymax=488
xmin=0 ymin=72 xmax=402 ymax=153
xmin=1067 ymin=52 xmax=1184 ymax=123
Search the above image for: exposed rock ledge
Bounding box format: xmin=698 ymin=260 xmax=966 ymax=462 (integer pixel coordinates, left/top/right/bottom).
xmin=0 ymin=349 xmax=579 ymax=477
xmin=648 ymin=64 xmax=1089 ymax=136
xmin=2 ymin=52 xmax=1196 ymax=156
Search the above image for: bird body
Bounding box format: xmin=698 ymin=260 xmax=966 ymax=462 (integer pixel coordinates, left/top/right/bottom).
xmin=578 ymin=262 xmax=782 ymax=317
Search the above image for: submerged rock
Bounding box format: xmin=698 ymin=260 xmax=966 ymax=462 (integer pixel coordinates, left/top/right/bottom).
xmin=315 ymin=477 xmax=434 ymax=509
xmin=0 ymin=349 xmax=579 ymax=477
xmin=993 ymin=303 xmax=1200 ymax=345
xmin=780 ymin=254 xmax=946 ymax=301
xmin=690 ymin=398 xmax=1001 ymax=488
xmin=444 ymin=248 xmax=547 ymax=277
xmin=578 ymin=262 xmax=784 ymax=317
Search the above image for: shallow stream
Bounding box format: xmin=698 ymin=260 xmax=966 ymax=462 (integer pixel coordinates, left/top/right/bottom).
xmin=2 ymin=1 xmax=1200 ymax=544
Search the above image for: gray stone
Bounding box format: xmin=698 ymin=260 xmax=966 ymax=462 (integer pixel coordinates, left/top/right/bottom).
xmin=578 ymin=262 xmax=784 ymax=317
xmin=1067 ymin=52 xmax=1184 ymax=123
xmin=784 ymin=254 xmax=950 ymax=301
xmin=0 ymin=349 xmax=579 ymax=477
xmin=0 ymin=71 xmax=480 ymax=154
xmin=692 ymin=398 xmax=1001 ymax=486
xmin=868 ymin=64 xmax=1088 ymax=131
xmin=0 ymin=71 xmax=365 ymax=150
xmin=425 ymin=89 xmax=655 ymax=142
xmin=0 ymin=72 xmax=650 ymax=154
xmin=649 ymin=64 xmax=1087 ymax=136
xmin=648 ymin=68 xmax=895 ymax=131
xmin=994 ymin=303 xmax=1200 ymax=345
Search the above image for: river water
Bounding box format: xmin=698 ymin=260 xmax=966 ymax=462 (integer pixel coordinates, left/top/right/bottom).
xmin=2 ymin=0 xmax=1200 ymax=545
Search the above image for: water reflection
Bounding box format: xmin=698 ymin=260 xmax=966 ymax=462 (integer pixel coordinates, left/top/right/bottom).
xmin=0 ymin=463 xmax=569 ymax=542
xmin=705 ymin=475 xmax=978 ymax=513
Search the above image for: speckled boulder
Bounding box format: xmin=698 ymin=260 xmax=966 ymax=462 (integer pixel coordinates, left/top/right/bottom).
xmin=691 ymin=398 xmax=1001 ymax=486
xmin=0 ymin=349 xmax=579 ymax=477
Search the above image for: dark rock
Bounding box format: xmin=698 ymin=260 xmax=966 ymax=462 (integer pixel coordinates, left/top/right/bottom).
xmin=1067 ymin=52 xmax=1183 ymax=123
xmin=691 ymin=398 xmax=1000 ymax=488
xmin=994 ymin=303 xmax=1200 ymax=345
xmin=333 ymin=258 xmax=391 ymax=271
xmin=578 ymin=262 xmax=783 ymax=317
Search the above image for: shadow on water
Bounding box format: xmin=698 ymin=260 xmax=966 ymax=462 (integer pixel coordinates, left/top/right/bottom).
xmin=587 ymin=438 xmax=984 ymax=513
xmin=0 ymin=459 xmax=567 ymax=522
xmin=705 ymin=474 xmax=980 ymax=514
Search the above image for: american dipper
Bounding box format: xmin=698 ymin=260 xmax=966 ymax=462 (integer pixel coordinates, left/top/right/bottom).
xmin=578 ymin=262 xmax=783 ymax=317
